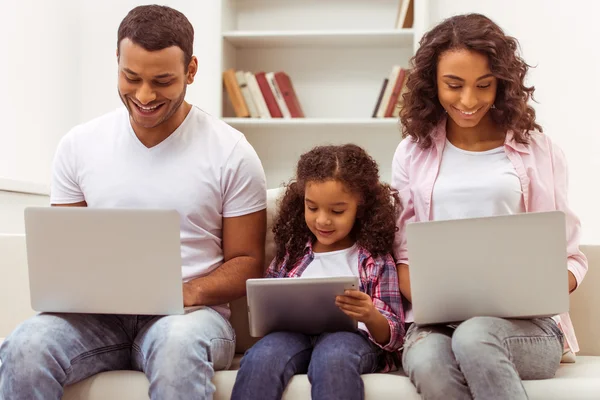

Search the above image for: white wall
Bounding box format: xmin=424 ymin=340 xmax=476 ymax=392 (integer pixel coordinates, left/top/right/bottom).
xmin=1 ymin=0 xmax=222 ymax=191
xmin=0 ymin=1 xmax=222 ymax=233
xmin=78 ymin=0 xmax=223 ymax=122
xmin=428 ymin=0 xmax=600 ymax=244
xmin=3 ymin=0 xmax=600 ymax=243
xmin=0 ymin=191 xmax=49 ymax=234
xmin=1 ymin=0 xmax=82 ymax=189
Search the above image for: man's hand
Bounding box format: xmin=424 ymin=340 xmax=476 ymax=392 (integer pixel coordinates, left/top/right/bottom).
xmin=183 ymin=282 xmax=200 ymax=307
xmin=335 ymin=290 xmax=377 ymax=324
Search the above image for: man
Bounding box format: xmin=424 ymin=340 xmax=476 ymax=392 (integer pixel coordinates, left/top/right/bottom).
xmin=0 ymin=5 xmax=266 ymax=399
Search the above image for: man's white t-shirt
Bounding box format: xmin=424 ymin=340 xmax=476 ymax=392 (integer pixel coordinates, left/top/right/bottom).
xmin=51 ymin=106 xmax=267 ymax=293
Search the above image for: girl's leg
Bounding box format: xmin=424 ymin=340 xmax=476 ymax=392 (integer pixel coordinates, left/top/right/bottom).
xmin=308 ymin=331 xmax=381 ymax=400
xmin=231 ymin=331 xmax=312 ymax=400
xmin=452 ymin=316 xmax=563 ymax=400
xmin=402 ymin=323 xmax=472 ymax=400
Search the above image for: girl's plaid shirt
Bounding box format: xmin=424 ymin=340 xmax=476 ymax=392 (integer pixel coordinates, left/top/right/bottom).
xmin=265 ymin=241 xmax=406 ymax=372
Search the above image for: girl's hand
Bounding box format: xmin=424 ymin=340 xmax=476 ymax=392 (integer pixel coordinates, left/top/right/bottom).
xmin=335 ymin=290 xmax=377 ymax=324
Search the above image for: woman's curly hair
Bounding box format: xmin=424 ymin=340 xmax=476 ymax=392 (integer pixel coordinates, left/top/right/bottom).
xmin=400 ymin=13 xmax=542 ymax=148
xmin=273 ymin=144 xmax=400 ymax=266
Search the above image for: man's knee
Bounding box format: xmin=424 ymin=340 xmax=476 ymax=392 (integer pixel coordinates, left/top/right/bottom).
xmin=2 ymin=315 xmax=61 ymax=362
xmin=0 ymin=315 xmax=66 ymax=386
xmin=148 ymin=316 xmax=234 ymax=372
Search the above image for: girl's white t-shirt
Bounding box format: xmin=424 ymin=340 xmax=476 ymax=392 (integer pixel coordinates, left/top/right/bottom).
xmin=301 ymin=244 xmax=360 ymax=278
xmin=300 ymin=244 xmax=367 ymax=331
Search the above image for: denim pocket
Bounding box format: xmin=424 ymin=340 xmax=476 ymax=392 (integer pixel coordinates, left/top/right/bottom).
xmin=210 ymin=337 xmax=236 ymax=371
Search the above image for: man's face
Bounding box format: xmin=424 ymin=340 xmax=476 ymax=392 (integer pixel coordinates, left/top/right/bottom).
xmin=117 ymin=38 xmax=196 ymax=130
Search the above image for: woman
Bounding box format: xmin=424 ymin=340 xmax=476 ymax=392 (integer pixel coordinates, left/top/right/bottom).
xmin=392 ymin=13 xmax=588 ymax=400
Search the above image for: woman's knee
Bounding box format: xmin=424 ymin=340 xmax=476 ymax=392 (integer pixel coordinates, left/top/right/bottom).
xmin=403 ymin=328 xmax=472 ymax=399
xmin=451 ymin=316 xmax=503 ymax=356
xmin=404 ymin=332 xmax=450 ymax=374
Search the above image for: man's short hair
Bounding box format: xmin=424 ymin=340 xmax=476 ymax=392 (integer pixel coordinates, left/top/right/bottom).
xmin=117 ymin=5 xmax=194 ymax=68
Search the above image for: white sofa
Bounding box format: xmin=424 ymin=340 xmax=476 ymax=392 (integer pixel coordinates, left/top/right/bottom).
xmin=0 ymin=188 xmax=599 ymax=399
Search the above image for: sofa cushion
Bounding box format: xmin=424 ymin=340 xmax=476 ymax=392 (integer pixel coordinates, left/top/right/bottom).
xmin=230 ymin=187 xmax=283 ymax=353
xmin=60 ymin=356 xmax=600 ymax=399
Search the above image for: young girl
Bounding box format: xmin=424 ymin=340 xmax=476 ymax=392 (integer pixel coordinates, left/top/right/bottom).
xmin=392 ymin=13 xmax=588 ymax=399
xmin=231 ymin=144 xmax=405 ymax=400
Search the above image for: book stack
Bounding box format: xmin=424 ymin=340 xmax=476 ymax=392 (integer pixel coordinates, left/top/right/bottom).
xmin=372 ymin=66 xmax=409 ymax=119
xmin=394 ymin=0 xmax=414 ymax=29
xmin=223 ymin=69 xmax=305 ymax=118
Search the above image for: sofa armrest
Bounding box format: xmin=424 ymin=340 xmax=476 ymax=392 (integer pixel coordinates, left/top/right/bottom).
xmin=0 ymin=234 xmax=35 ymax=337
xmin=571 ymin=245 xmax=600 ymax=356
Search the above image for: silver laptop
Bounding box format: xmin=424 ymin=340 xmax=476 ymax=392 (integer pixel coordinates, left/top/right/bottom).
xmin=24 ymin=207 xmax=184 ymax=315
xmin=246 ymin=276 xmax=359 ymax=337
xmin=407 ymin=211 xmax=569 ymax=325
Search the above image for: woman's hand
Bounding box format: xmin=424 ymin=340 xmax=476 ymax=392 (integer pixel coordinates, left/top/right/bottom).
xmin=397 ymin=263 xmax=412 ymax=302
xmin=568 ymin=271 xmax=577 ymax=293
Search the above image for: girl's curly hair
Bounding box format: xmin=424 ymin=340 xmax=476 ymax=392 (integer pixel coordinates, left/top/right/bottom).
xmin=273 ymin=144 xmax=400 ymax=266
xmin=400 ymin=13 xmax=542 ymax=148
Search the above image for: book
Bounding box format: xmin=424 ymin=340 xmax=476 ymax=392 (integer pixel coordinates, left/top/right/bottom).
xmin=376 ymin=65 xmax=401 ymax=118
xmin=236 ymin=70 xmax=260 ymax=118
xmin=393 ymin=74 xmax=410 ymax=118
xmin=274 ymin=72 xmax=305 ymax=118
xmin=223 ymin=68 xmax=249 ymax=118
xmin=245 ymin=72 xmax=271 ymax=118
xmin=395 ymin=0 xmax=414 ymax=29
xmin=266 ymin=72 xmax=291 ymax=118
xmin=372 ymin=78 xmax=389 ymax=118
xmin=384 ymin=68 xmax=407 ymax=118
xmin=255 ymin=72 xmax=283 ymax=118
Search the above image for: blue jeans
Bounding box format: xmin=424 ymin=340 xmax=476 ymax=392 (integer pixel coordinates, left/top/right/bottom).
xmin=402 ymin=316 xmax=564 ymax=400
xmin=0 ymin=307 xmax=235 ymax=400
xmin=231 ymin=331 xmax=382 ymax=400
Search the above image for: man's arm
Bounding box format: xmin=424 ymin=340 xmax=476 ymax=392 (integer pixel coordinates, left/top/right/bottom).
xmin=52 ymin=201 xmax=87 ymax=207
xmin=183 ymin=209 xmax=266 ymax=306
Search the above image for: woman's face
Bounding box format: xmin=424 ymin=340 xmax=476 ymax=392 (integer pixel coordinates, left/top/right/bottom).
xmin=436 ymin=48 xmax=498 ymax=129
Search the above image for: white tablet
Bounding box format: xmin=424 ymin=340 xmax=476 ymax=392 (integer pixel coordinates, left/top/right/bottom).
xmin=246 ymin=276 xmax=359 ymax=337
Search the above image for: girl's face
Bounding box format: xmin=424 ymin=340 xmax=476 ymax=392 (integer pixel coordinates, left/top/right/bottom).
xmin=304 ymin=179 xmax=359 ymax=253
xmin=437 ymin=48 xmax=498 ymax=130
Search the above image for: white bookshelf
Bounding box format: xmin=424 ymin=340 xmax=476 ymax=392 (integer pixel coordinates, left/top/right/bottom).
xmin=218 ymin=0 xmax=429 ymax=187
xmin=223 ymin=118 xmax=399 ymax=128
xmin=222 ymin=29 xmax=415 ymax=49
